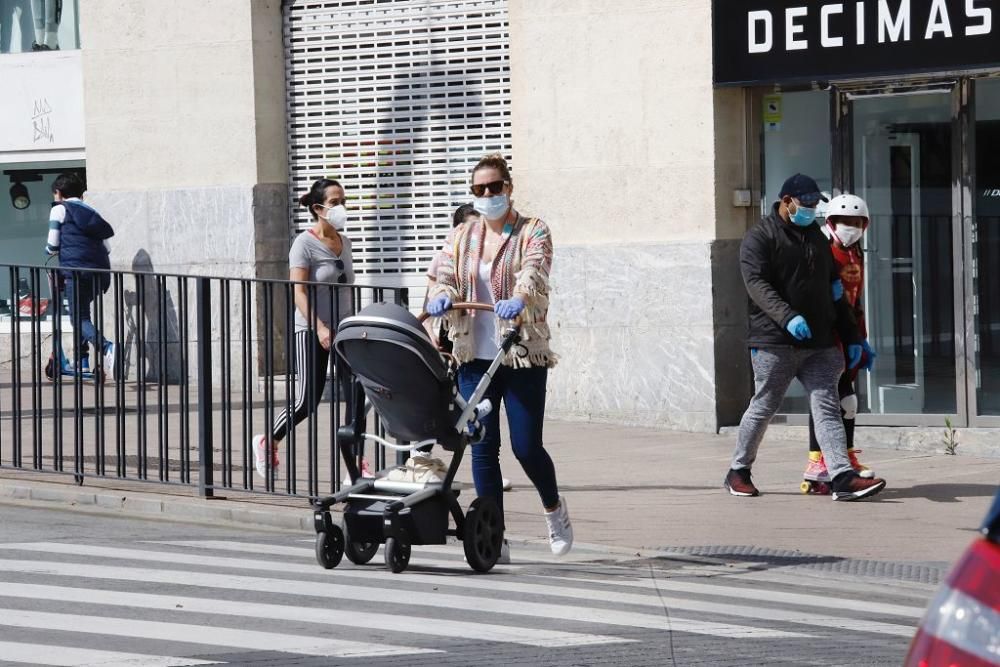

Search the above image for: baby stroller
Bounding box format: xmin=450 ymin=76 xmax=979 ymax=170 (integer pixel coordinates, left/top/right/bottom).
xmin=312 ymin=301 xmax=519 ymax=574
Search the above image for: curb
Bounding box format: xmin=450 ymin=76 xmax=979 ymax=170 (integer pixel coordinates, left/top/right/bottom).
xmin=0 ymin=479 xmax=314 ymax=532
xmin=0 ymin=476 xmax=722 ymax=564
xmin=0 ymin=477 xmax=960 ymax=585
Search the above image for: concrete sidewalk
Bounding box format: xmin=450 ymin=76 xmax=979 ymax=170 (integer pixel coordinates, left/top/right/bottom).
xmin=2 ymin=418 xmax=997 ymax=570
xmin=503 ymin=420 xmax=1000 ymax=566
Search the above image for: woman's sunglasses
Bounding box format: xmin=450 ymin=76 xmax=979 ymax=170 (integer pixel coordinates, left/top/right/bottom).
xmin=470 ymin=180 xmax=508 ymax=198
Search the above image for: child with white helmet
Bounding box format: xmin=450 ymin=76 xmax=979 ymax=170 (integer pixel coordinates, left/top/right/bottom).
xmin=802 ymin=193 xmax=877 ymax=493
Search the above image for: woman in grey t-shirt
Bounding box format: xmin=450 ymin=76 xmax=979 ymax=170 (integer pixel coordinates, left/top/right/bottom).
xmin=251 ymin=178 xmax=355 ymax=480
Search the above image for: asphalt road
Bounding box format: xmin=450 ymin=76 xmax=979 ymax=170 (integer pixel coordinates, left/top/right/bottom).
xmin=0 ymin=503 xmax=930 ymax=666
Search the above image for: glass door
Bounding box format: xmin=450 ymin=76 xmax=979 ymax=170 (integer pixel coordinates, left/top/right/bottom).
xmin=972 ymin=78 xmax=1000 ymax=420
xmin=851 ymin=90 xmax=958 ymax=419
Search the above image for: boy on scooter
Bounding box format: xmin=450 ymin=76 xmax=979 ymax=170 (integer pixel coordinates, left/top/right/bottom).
xmin=44 ymin=172 xmax=119 ymax=381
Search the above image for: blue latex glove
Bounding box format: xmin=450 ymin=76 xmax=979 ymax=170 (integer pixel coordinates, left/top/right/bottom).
xmin=494 ymin=297 xmax=525 ymax=320
xmin=832 ymin=279 xmax=844 ymax=301
xmin=847 ymin=344 xmax=863 ymax=369
xmin=786 ymin=315 xmax=812 ymax=341
xmin=861 ymin=339 xmax=877 ymax=371
xmin=426 ymin=295 xmax=451 ymax=317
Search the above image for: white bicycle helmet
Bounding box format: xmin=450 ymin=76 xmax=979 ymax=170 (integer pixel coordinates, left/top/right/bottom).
xmin=826 ymin=193 xmax=870 ymax=221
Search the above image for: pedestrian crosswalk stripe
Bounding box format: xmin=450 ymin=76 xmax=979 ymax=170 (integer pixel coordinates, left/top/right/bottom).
xmin=0 ymin=608 xmax=438 ymax=658
xmin=0 ymin=543 xmax=917 ymax=638
xmin=415 ymin=542 xmax=600 ymax=564
xmin=148 ymin=540 xmax=523 ymax=571
xmin=729 ymin=568 xmax=937 ymax=600
xmin=554 ymin=575 xmax=925 ymax=619
xmin=0 ymin=559 xmax=806 ymax=639
xmin=0 ymin=583 xmax=631 ymax=649
xmin=0 ymin=641 xmax=221 ymax=667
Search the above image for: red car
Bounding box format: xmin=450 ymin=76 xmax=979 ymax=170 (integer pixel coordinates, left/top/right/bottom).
xmin=903 ymin=488 xmax=1000 ymax=666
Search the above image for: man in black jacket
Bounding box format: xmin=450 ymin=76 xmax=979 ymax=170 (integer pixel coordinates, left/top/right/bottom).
xmin=725 ymin=174 xmax=886 ymax=501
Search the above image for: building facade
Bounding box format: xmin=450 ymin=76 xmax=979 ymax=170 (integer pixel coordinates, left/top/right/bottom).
xmin=2 ymin=0 xmax=998 ymax=433
xmin=0 ymin=0 xmax=84 ymax=306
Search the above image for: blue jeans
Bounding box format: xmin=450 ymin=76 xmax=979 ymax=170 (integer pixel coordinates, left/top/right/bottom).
xmin=64 ymin=274 xmax=107 ymax=361
xmin=458 ymin=360 xmax=559 ymax=514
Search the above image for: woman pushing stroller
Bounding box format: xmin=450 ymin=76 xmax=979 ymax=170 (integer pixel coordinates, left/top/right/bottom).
xmin=426 ymin=153 xmax=573 ymax=558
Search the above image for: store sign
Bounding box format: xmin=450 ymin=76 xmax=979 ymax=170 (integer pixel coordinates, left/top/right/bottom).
xmin=714 ymin=0 xmax=1000 ymax=85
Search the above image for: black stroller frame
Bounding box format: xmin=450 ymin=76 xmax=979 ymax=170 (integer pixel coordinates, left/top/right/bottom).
xmin=312 ymin=302 xmax=519 ymax=574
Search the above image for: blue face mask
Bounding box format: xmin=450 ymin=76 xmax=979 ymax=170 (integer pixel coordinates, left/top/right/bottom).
xmin=790 ymin=203 xmax=817 ymax=227
xmin=473 ymin=194 xmax=510 ymax=221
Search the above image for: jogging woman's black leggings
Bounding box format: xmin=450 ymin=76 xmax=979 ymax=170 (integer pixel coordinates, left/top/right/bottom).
xmin=269 ymin=329 xmax=353 ymax=443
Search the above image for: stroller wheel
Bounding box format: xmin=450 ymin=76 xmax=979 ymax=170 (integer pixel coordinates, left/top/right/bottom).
xmin=384 ymin=537 xmax=411 ymax=573
xmin=463 ymin=496 xmax=503 ymax=573
xmin=315 ymin=527 xmax=344 ymax=569
xmin=343 ymin=521 xmax=379 ymax=565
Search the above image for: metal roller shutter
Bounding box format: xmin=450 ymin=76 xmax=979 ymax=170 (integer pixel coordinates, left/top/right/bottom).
xmin=283 ymin=0 xmax=511 ymax=288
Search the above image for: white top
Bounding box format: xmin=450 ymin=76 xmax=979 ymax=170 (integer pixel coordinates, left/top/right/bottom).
xmin=472 ymin=260 xmax=498 ymax=360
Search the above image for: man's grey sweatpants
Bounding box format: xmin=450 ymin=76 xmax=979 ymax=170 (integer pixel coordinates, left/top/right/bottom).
xmin=730 ymin=346 xmax=853 ymax=479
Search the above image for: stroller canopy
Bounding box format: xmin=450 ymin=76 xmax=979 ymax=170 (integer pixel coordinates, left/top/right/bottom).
xmin=334 ymin=302 xmax=460 ymax=447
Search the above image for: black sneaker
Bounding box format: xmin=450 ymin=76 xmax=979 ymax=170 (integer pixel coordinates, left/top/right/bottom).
xmin=725 ymin=468 xmax=759 ymax=497
xmin=831 ymin=471 xmax=886 ymax=501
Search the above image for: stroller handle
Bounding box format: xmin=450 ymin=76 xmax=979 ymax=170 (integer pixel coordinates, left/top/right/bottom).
xmin=418 ymin=301 xmax=521 ymax=325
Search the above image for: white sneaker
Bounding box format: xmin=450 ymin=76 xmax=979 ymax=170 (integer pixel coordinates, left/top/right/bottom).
xmin=250 ymin=434 xmax=278 ymax=479
xmin=544 ymin=496 xmax=573 ymax=556
xmin=501 ymin=477 xmax=513 ymax=492
xmin=497 ymin=539 xmax=510 ymax=564
xmin=102 ymin=342 xmax=117 ymax=379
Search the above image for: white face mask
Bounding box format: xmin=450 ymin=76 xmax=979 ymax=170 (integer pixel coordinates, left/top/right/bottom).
xmin=321 ymin=204 xmax=348 ymax=230
xmin=472 ymin=194 xmax=510 ymax=221
xmin=833 ymin=225 xmax=864 ymax=247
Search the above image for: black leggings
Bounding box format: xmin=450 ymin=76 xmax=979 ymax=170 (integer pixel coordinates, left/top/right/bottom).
xmin=808 ymin=372 xmax=856 ymax=452
xmin=270 ymin=329 xmax=353 ymax=443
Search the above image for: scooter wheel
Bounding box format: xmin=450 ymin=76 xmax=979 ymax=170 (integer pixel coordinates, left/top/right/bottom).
xmin=384 ymin=537 xmax=410 ymax=573
xmin=315 ymin=527 xmax=344 ymax=569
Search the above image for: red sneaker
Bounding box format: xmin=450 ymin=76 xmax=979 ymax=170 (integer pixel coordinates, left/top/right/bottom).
xmin=725 ymin=468 xmax=759 ymax=497
xmin=832 ymin=472 xmax=886 ymax=501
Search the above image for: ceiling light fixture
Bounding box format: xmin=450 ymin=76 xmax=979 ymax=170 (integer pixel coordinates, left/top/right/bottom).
xmin=10 ymin=182 xmax=30 ymax=210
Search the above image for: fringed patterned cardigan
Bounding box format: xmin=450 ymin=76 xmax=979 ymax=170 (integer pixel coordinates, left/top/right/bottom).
xmin=429 ymin=211 xmax=558 ymax=369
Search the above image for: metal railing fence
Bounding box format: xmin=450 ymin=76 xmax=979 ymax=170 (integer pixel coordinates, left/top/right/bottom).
xmin=0 ymin=262 xmax=408 ymax=499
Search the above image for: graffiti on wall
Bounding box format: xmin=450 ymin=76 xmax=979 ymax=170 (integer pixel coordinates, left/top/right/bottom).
xmin=32 ymin=98 xmax=54 ymax=144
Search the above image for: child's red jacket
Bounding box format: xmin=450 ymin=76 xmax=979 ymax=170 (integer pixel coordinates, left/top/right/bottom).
xmin=830 ymin=239 xmax=870 ymax=377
